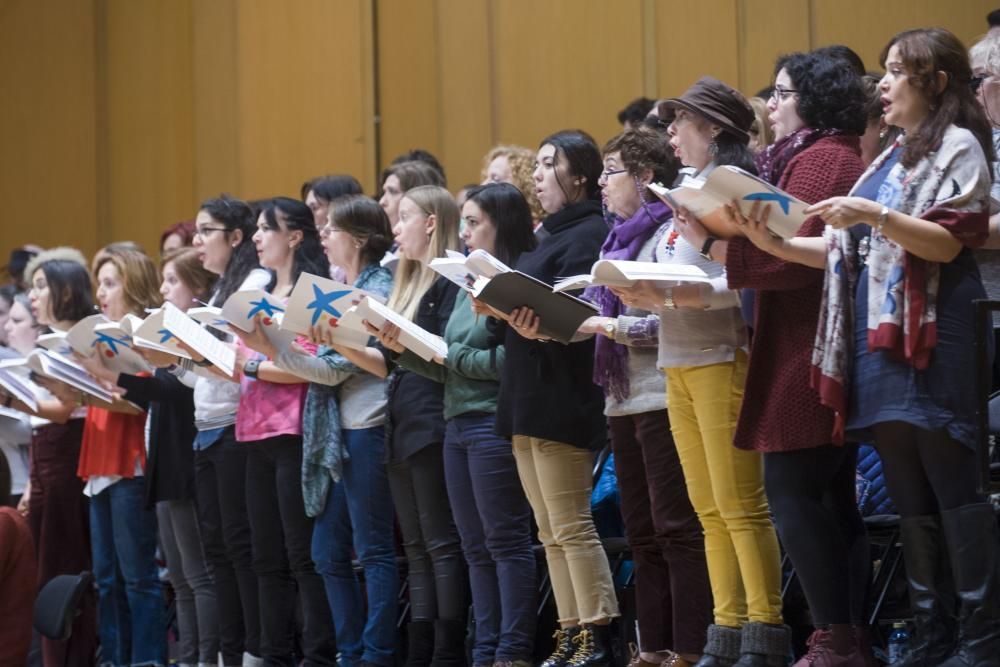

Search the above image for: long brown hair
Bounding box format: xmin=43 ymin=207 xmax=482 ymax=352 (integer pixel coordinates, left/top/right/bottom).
xmin=881 ymin=28 xmax=995 ymax=168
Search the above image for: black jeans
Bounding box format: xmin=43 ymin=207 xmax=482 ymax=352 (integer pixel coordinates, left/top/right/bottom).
xmin=764 ymin=444 xmax=869 ymax=626
xmin=195 ymin=427 xmax=260 ymax=664
xmin=245 ymin=435 xmax=337 ymax=666
xmin=388 ymin=441 xmax=468 ymax=622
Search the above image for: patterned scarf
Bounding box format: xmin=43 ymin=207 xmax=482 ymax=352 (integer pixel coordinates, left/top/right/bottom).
xmin=812 ymin=126 xmax=991 ymax=442
xmin=757 ymin=126 xmax=847 ymax=184
xmin=591 ymin=200 xmax=671 ymax=402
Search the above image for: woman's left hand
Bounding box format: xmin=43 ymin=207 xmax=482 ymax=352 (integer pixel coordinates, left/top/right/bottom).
xmin=364 ymin=320 xmax=406 ymax=353
xmin=232 ymin=315 xmax=278 ymax=358
xmin=509 ymin=307 xmax=551 ymax=341
xmin=804 ymin=197 xmax=881 ymax=230
xmin=673 ymin=206 xmax=711 ymax=249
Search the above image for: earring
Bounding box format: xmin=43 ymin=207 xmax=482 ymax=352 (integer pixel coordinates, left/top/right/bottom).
xmin=634 ymin=178 xmax=648 ymax=203
xmin=354 ymin=241 xmax=363 ymax=249
xmin=708 ymin=138 xmax=719 ymax=157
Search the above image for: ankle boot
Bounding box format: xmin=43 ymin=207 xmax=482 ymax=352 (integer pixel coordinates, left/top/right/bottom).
xmin=566 ymin=624 xmax=613 ymax=667
xmin=541 ymin=627 xmax=580 ymax=667
xmin=732 ymin=623 xmax=790 ymax=667
xmin=792 ymin=624 xmax=868 ymax=667
xmin=430 ymin=618 xmax=468 ymax=667
xmin=406 ymin=620 xmax=436 ymax=667
xmin=693 ymin=625 xmax=741 ymax=667
xmin=890 ymin=514 xmax=957 ymax=666
xmin=938 ymin=503 xmax=1000 ymax=667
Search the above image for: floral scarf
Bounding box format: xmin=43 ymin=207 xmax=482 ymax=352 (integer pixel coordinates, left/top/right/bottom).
xmin=590 ymin=200 xmax=671 ymax=402
xmin=812 ymin=125 xmax=991 ymax=442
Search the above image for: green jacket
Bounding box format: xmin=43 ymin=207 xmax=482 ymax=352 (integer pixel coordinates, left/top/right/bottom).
xmin=396 ymin=290 xmax=504 ymax=420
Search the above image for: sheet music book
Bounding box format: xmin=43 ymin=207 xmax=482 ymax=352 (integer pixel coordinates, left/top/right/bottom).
xmin=428 ymin=249 xmax=513 ymax=291
xmin=552 ymin=260 xmax=711 ymax=292
xmin=186 ymin=306 xmax=233 ymax=336
xmin=648 ymin=165 xmax=810 ymax=240
xmin=279 ymin=273 xmax=381 ymax=351
xmin=127 ymin=309 xmax=193 ymax=359
xmin=469 ymin=272 xmax=598 ymax=344
xmin=69 ymin=315 xmax=152 ymax=375
xmin=26 ymin=349 xmax=114 ymax=403
xmin=36 ymin=332 xmax=72 ymax=355
xmin=220 ymin=289 xmax=296 ymax=350
xmin=161 ymin=303 xmax=237 ymax=377
xmin=338 ymin=297 xmax=448 ymax=362
xmin=0 ymin=359 xmax=44 ymax=412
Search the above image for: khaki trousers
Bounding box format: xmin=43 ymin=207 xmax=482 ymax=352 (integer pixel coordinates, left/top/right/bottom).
xmin=511 ymin=436 xmax=620 ymax=625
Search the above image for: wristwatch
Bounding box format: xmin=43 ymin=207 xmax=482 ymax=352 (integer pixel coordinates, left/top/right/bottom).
xmin=662 ymin=287 xmax=677 ymax=310
xmin=243 ymin=359 xmax=261 ymax=379
xmin=602 ymin=320 xmax=617 ymax=339
xmin=700 ymin=236 xmax=718 ymax=261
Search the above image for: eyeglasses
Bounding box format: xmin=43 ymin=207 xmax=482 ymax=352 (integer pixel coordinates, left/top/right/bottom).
xmin=320 ymin=223 xmax=345 ymax=236
xmin=769 ymin=85 xmax=799 ymax=102
xmin=970 ymin=74 xmax=996 ymax=93
xmin=195 ymin=226 xmax=227 ymax=238
xmin=600 ymin=167 xmax=627 ymax=180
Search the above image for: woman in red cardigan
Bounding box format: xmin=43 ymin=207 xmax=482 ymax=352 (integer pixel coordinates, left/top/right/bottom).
xmin=676 ymin=50 xmax=872 ymax=665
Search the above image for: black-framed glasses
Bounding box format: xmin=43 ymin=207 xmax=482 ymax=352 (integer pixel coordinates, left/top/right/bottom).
xmin=195 ymin=226 xmax=227 ymax=238
xmin=971 ymin=75 xmax=986 ymax=93
xmin=600 ymin=167 xmax=627 ymax=180
xmin=770 ymin=85 xmax=800 ymax=102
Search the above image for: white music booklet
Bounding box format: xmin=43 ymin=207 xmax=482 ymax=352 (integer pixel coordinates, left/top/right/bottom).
xmin=552 ymin=260 xmax=711 ymax=293
xmin=338 ymin=297 xmax=448 ymax=362
xmin=161 ymin=303 xmax=237 ymax=377
xmin=280 ymin=273 xmax=383 ymax=351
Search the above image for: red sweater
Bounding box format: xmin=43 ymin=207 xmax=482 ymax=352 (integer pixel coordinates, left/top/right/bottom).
xmin=0 ymin=507 xmax=37 ymax=666
xmin=726 ymin=135 xmax=864 ymax=452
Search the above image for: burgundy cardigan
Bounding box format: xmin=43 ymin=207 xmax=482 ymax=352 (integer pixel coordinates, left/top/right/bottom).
xmin=726 ymin=135 xmax=865 ymax=452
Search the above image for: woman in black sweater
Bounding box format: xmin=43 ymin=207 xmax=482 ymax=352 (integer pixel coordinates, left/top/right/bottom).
xmin=492 ymin=131 xmax=619 ymax=667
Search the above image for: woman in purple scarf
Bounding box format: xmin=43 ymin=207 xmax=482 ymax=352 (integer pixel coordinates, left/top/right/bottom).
xmin=577 ymin=127 xmax=712 ymax=667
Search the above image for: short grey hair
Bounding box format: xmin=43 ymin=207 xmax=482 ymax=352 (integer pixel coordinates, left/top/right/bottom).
xmin=971 ymin=32 xmax=1000 ymax=74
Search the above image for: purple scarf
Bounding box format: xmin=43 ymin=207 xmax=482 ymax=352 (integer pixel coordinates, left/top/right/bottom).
xmin=756 ymin=126 xmax=846 ymax=185
xmin=591 ymin=200 xmax=671 ymax=402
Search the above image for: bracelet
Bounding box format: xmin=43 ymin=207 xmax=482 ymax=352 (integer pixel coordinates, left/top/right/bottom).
xmin=876 ymin=205 xmax=889 ymax=235
xmin=662 ymin=287 xmax=677 ymax=310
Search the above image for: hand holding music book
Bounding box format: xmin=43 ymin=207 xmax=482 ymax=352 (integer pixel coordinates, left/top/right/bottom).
xmin=279 ymin=272 xmax=383 ymax=351
xmin=552 ymin=260 xmax=710 ymax=292
xmin=648 ymin=165 xmax=810 ymax=240
xmin=338 ymin=297 xmax=448 ymax=362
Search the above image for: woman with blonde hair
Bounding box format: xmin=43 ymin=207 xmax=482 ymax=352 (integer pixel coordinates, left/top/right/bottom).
xmin=328 ymin=185 xmax=468 ymax=666
xmin=481 ymin=145 xmax=546 ymax=226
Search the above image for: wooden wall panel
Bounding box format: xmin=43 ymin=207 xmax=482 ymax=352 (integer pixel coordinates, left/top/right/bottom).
xmin=812 ymin=0 xmax=997 ymax=74
xmin=236 ymin=0 xmax=371 ymax=201
xmin=741 ymin=0 xmax=811 ymax=93
xmin=654 ymin=0 xmax=740 ymax=99
xmin=101 ymin=0 xmax=196 ymax=254
xmin=492 ymin=0 xmax=645 ymax=151
xmin=0 ymin=0 xmax=100 ymax=259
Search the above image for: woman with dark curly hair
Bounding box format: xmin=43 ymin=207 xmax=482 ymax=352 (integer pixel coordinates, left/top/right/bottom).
xmin=674 ymin=51 xmax=871 ymax=665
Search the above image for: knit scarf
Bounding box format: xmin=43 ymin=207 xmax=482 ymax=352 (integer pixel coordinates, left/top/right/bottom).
xmin=811 ymin=126 xmax=991 ymax=443
xmin=757 ymin=126 xmax=847 ymax=185
xmin=592 ymin=200 xmax=671 ymax=402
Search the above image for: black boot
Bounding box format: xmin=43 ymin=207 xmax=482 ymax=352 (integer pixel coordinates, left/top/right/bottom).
xmin=938 ymin=503 xmax=1000 ymax=667
xmin=731 ymin=623 xmax=790 ymax=667
xmin=566 ymin=624 xmax=613 ymax=667
xmin=406 ymin=620 xmax=436 ymax=667
xmin=541 ymin=627 xmax=580 ymax=667
xmin=894 ymin=514 xmax=957 ymax=666
xmin=693 ymin=625 xmax=741 ymax=667
xmin=430 ymin=618 xmax=469 ymax=667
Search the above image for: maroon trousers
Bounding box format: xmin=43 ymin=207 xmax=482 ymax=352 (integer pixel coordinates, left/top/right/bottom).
xmin=29 ymin=419 xmax=97 ymax=667
xmin=610 ymin=409 xmax=713 ymax=655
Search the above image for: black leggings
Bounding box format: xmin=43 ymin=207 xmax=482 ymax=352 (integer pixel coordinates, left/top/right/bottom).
xmin=764 ymin=444 xmax=869 ymax=626
xmin=872 ymin=421 xmax=983 ymax=518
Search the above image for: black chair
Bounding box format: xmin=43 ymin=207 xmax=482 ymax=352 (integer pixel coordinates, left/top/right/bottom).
xmin=34 ymin=571 xmax=94 ymax=640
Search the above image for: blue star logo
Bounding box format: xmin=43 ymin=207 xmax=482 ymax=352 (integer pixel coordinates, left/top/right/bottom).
xmin=158 ymin=329 xmax=175 ymax=343
xmin=247 ymin=298 xmax=284 ymax=319
xmin=743 ymin=190 xmax=794 ymax=215
xmin=306 ymin=284 xmax=352 ymax=325
xmin=93 ymin=332 xmax=131 ymax=356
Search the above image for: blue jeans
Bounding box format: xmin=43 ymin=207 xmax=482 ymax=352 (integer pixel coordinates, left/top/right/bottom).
xmin=311 ymin=426 xmax=399 ymax=667
xmin=444 ymin=415 xmax=536 ymax=664
xmin=89 ymin=476 xmax=166 ymax=666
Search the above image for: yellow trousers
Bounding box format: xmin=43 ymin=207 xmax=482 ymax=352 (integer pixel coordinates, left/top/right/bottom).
xmin=665 ymin=351 xmax=783 ymax=627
